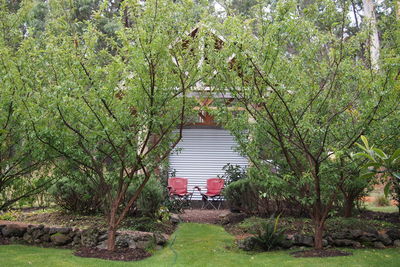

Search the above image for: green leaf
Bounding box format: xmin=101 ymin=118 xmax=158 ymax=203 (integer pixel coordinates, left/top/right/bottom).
xmin=372 ymin=148 xmax=387 ymax=159
xmin=361 ymin=135 xmax=369 ymax=149
xmin=362 ymin=162 xmax=381 ymax=169
xmin=384 ymin=183 xmax=391 ymax=198
xmin=389 ymin=149 xmax=400 ymax=162
xmin=359 ymin=172 xmax=375 ymax=180
xmin=354 ymin=152 xmax=375 ymax=161
xmin=393 ymin=172 xmax=400 ymax=180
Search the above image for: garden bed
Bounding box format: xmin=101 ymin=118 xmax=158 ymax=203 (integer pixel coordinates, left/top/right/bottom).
xmin=74 ymin=247 xmax=151 ymax=261
xmin=291 ymin=249 xmax=352 ymax=258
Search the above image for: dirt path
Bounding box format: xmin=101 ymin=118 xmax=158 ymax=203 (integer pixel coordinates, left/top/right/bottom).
xmin=179 ymin=209 xmax=230 ymax=224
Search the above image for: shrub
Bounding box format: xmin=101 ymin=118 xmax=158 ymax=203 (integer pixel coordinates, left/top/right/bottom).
xmin=241 ymin=216 xmax=286 ymax=251
xmin=375 ymin=194 xmax=390 ymax=207
xmin=131 ymin=177 xmax=165 ymax=218
xmin=49 ymin=173 xmax=103 ymax=215
xmin=219 ymin=164 xmax=247 ymax=185
xmin=224 ymin=179 xmax=263 ymax=214
xmin=253 ymin=216 xmax=286 ymax=251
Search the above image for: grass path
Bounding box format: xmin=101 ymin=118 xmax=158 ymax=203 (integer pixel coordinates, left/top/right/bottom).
xmin=1 ymin=223 xmax=400 ymax=266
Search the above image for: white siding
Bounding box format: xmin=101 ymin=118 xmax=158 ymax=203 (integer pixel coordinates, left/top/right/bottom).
xmin=169 ymin=128 xmax=248 ymax=200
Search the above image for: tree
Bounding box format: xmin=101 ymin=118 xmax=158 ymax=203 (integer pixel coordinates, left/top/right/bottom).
xmin=19 ymin=0 xmax=201 ymax=251
xmin=0 ymin=0 xmax=52 ymax=211
xmin=207 ymin=0 xmax=395 ymax=249
xmin=362 ymin=0 xmax=380 ymax=69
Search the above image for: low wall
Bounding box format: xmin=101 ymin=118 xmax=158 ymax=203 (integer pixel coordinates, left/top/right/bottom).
xmin=0 ymin=224 xmax=167 ymax=249
xmin=238 ymin=228 xmax=400 ymax=250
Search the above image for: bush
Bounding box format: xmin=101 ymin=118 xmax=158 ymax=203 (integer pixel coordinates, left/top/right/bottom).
xmin=375 ymin=194 xmax=390 ymax=207
xmin=224 ymin=179 xmax=263 ymax=214
xmin=253 ymin=216 xmax=286 ymax=251
xmin=131 ymin=177 xmax=165 ymax=218
xmin=219 ymin=164 xmax=247 ymax=185
xmin=240 ymin=216 xmax=286 ymax=251
xmin=49 ymin=173 xmax=103 ymax=215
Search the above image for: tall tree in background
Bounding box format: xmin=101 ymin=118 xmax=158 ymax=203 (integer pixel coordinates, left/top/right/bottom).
xmin=363 ymin=0 xmax=381 ymax=69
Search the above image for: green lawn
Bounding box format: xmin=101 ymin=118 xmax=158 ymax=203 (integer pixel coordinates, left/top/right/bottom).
xmin=1 ymin=223 xmax=400 ymax=267
xmin=364 ymin=203 xmax=399 ymax=213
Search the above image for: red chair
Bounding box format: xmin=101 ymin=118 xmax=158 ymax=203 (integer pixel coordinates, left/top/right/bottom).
xmin=167 ymin=177 xmax=193 ymax=208
xmin=195 ymin=178 xmax=225 ymax=210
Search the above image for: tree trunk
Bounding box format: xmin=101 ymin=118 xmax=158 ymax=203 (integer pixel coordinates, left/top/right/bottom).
xmin=396 ymin=1 xmax=400 ymax=20
xmin=363 ymin=0 xmax=380 ymax=70
xmin=314 ymin=222 xmax=324 ymax=250
xmin=107 ymin=226 xmax=117 ymax=251
xmin=107 ymin=203 xmax=119 ymax=251
xmin=343 ymin=196 xmax=355 ymax=218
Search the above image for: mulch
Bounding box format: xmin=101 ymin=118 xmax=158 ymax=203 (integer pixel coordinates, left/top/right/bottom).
xmin=291 ymin=249 xmax=352 ymax=258
xmin=359 ymin=210 xmax=400 ymax=224
xmin=180 ymin=209 xmax=229 ymax=224
xmin=74 ymin=247 xmax=151 ymax=262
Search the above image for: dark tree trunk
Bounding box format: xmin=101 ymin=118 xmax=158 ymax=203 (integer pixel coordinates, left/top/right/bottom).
xmin=107 ymin=226 xmax=117 ymax=251
xmin=343 ymin=196 xmax=355 ymax=218
xmin=107 ymin=203 xmax=119 ymax=251
xmin=314 ymin=222 xmax=324 ymax=250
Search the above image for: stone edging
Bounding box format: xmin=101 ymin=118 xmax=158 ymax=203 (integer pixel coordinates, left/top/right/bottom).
xmin=0 ymin=224 xmax=167 ymax=250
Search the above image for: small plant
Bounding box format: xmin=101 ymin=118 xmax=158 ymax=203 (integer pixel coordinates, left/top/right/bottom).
xmin=375 ymin=194 xmax=390 ymax=207
xmin=0 ymin=211 xmax=17 ymax=221
xmin=219 ymin=164 xmax=247 ymax=185
xmin=157 ymin=206 xmax=171 ymax=222
xmin=250 ymin=215 xmax=286 ymax=251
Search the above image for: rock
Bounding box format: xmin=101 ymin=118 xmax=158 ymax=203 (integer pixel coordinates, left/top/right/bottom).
xmin=238 ymin=237 xmax=258 ymax=251
xmin=153 ymin=233 xmax=167 ymax=246
xmin=26 ymin=225 xmax=35 ymax=234
xmin=23 ymin=233 xmax=33 ymax=243
xmin=96 ymin=240 xmax=107 ymax=249
xmin=50 ymin=233 xmax=71 ymax=246
xmin=0 ymin=224 xmax=6 ymax=236
xmin=359 ymin=232 xmax=378 ymax=242
xmin=294 ymin=235 xmax=314 ymax=247
xmin=170 ymin=214 xmax=181 ymax=224
xmin=386 ymin=229 xmax=400 ymax=241
xmin=31 ymin=229 xmax=45 ymax=240
xmin=116 ymin=235 xmax=129 ymax=248
xmin=136 ymin=240 xmax=151 ymax=249
xmin=378 ymin=233 xmax=392 ymax=246
xmin=2 ymin=225 xmax=26 ymax=238
xmin=98 ymin=233 xmax=108 ymax=242
xmin=393 ymin=240 xmax=400 ymax=247
xmin=81 ymin=228 xmax=100 ymax=247
xmin=333 ymin=239 xmax=355 ymax=247
xmin=72 ymin=235 xmax=81 ymax=247
xmin=280 ymin=239 xmax=294 ymax=249
xmin=40 ymin=234 xmax=50 ymax=243
xmin=349 ymin=229 xmax=363 ymax=239
xmin=49 ymin=227 xmax=71 ymax=235
xmin=332 ymin=232 xmax=348 ymax=240
xmin=373 ymin=241 xmax=385 ymax=249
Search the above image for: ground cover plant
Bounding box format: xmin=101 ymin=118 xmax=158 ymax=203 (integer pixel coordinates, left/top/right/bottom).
xmin=1 ymin=223 xmax=400 ymax=266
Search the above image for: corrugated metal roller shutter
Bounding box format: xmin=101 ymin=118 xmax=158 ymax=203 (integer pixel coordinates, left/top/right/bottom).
xmin=169 ymin=128 xmax=248 ymax=200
